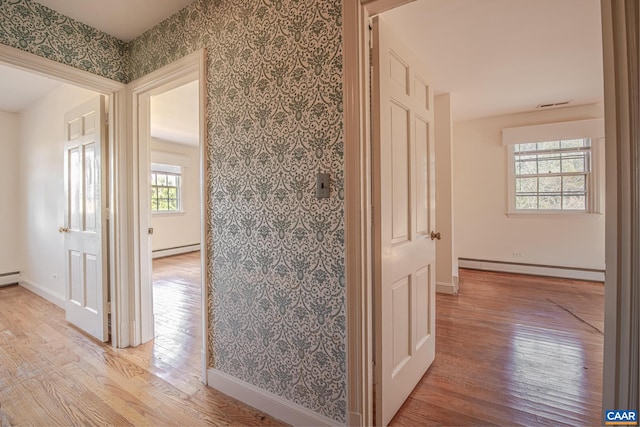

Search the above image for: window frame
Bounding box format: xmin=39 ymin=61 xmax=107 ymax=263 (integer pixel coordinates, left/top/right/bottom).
xmin=506 ymin=137 xmax=604 ymax=217
xmin=150 ymin=163 xmax=184 ymax=215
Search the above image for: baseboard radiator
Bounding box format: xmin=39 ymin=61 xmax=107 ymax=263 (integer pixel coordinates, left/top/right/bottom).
xmin=152 ymin=244 xmax=200 ymax=259
xmin=458 ymin=258 xmax=605 ymax=282
xmin=0 ymin=271 xmax=20 ymax=287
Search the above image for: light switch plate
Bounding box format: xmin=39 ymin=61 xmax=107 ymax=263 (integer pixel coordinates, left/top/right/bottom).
xmin=316 ymin=173 xmax=330 ymax=198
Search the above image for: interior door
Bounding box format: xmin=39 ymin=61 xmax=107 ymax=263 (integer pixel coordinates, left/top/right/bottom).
xmin=62 ymin=95 xmax=108 ymax=342
xmin=372 ymin=15 xmax=436 ymax=426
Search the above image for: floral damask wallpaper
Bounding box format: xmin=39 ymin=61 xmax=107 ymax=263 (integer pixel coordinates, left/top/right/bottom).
xmin=0 ymin=0 xmax=345 ymax=422
xmin=0 ymin=0 xmax=128 ymax=82
xmin=129 ymin=0 xmax=346 ymax=422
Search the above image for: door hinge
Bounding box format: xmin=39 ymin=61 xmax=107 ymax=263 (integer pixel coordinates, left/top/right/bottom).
xmin=105 ymin=209 xmax=110 ymax=220
xmin=107 ymin=301 xmax=112 ymax=314
xmin=105 ymin=113 xmax=109 ymax=126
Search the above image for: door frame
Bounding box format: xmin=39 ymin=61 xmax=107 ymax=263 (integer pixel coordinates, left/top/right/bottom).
xmin=0 ymin=44 xmax=128 ymax=348
xmin=344 ymin=0 xmax=628 ymax=425
xmin=127 ymin=49 xmax=209 ymax=382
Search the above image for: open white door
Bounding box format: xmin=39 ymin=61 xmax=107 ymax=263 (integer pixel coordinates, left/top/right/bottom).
xmin=62 ymin=95 xmax=109 ymax=342
xmin=372 ymin=16 xmax=437 ymax=426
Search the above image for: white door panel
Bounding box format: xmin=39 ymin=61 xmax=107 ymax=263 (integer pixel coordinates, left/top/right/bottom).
xmin=372 ymin=15 xmax=436 ymax=426
xmin=63 ymin=95 xmax=108 ymax=342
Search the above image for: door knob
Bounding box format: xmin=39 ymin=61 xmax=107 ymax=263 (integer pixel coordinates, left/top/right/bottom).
xmin=59 ymin=227 xmax=69 ymax=233
xmin=430 ymin=231 xmax=441 ymax=240
xmin=148 ymin=227 xmax=154 ymax=235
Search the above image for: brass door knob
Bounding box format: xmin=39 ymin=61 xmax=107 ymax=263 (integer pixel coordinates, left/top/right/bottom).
xmin=59 ymin=227 xmax=69 ymax=233
xmin=430 ymin=231 xmax=441 ymax=240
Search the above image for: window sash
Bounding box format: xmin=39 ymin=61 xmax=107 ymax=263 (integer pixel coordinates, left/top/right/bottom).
xmin=511 ymin=139 xmax=593 ymax=212
xmin=151 ymin=171 xmax=181 ymax=212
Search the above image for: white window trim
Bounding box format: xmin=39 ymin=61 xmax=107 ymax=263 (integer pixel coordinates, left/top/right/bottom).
xmin=506 ymin=137 xmax=605 ymax=217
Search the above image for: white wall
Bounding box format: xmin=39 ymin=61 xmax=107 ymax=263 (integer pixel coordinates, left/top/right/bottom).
xmin=453 ymin=103 xmax=605 ymax=271
xmin=434 ymin=94 xmax=458 ymax=293
xmin=18 ymin=84 xmax=100 ymax=303
xmin=150 ymin=138 xmax=201 ymax=252
xmin=0 ymin=111 xmax=20 ymax=278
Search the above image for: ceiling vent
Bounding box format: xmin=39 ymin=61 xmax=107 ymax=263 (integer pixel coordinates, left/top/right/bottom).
xmin=536 ymin=101 xmax=571 ymax=110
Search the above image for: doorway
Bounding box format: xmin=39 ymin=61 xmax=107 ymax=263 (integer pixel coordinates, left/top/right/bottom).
xmin=144 ymin=79 xmax=204 ymax=379
xmin=343 ymin=0 xmax=607 ymax=425
xmin=129 ymin=50 xmax=208 ymax=382
xmin=0 ymin=49 xmax=126 ymax=347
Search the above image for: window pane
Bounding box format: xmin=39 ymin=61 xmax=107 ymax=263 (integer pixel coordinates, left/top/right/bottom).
xmin=539 ymin=195 xmax=561 ymax=210
xmin=516 ymin=195 xmax=537 ymax=210
xmin=516 ymin=177 xmax=537 ymax=193
xmin=561 ymin=139 xmax=588 ymax=149
xmin=563 ymin=175 xmax=586 ymax=193
xmin=563 ymin=195 xmax=586 ymax=210
xmin=538 ymin=159 xmax=561 ymax=174
xmin=537 ymin=141 xmax=560 ymax=151
xmin=151 ymin=173 xmax=157 ymax=185
xmin=538 ymin=176 xmax=561 ymax=193
xmin=167 ymin=175 xmax=176 ymax=187
xmin=516 ymin=160 xmax=537 ymax=175
xmin=561 ymin=154 xmax=586 ymax=173
xmin=157 ymin=174 xmax=167 ymax=186
xmin=168 ymin=188 xmax=177 ymax=199
xmin=515 ymin=143 xmax=537 ymax=153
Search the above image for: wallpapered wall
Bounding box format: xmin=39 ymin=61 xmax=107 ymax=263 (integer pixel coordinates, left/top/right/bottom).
xmin=0 ymin=0 xmax=346 ymax=422
xmin=133 ymin=1 xmax=346 ymax=420
xmin=0 ymin=0 xmax=128 ymax=83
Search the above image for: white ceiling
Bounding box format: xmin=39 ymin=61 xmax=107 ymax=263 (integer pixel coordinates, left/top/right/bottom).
xmin=382 ymin=0 xmax=604 ymax=122
xmin=34 ymin=0 xmax=195 ymax=42
xmin=150 ymin=81 xmax=200 ymax=146
xmin=0 ymin=64 xmax=62 ymax=113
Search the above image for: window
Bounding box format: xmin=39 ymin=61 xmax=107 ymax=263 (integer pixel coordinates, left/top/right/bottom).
xmin=510 ymin=139 xmax=593 ymax=212
xmin=151 ymin=163 xmax=182 ymax=213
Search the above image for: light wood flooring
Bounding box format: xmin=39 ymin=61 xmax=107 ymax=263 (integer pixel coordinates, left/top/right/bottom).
xmin=0 ymin=258 xmax=604 ymax=426
xmin=0 ymin=251 xmax=283 ymax=426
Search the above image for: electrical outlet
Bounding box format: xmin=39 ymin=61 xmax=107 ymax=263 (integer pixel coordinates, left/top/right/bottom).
xmin=512 ymin=251 xmax=522 ymax=258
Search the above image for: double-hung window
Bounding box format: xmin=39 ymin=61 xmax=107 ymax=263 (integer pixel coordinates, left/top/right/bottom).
xmin=512 ymin=139 xmax=592 ymax=212
xmin=151 ymin=163 xmax=182 ymax=213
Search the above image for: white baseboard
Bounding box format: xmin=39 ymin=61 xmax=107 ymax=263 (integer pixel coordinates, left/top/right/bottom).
xmin=349 ymin=411 xmax=362 ymax=426
xmin=436 ymin=282 xmax=457 ymax=294
xmin=458 ymin=259 xmax=605 ymax=282
xmin=19 ymin=279 xmax=65 ymax=309
xmin=152 ymin=244 xmax=200 ymax=259
xmin=207 ymin=368 xmax=340 ymax=427
xmin=0 ymin=272 xmax=20 ymax=287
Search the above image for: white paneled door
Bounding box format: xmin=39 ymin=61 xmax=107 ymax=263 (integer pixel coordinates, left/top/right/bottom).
xmin=372 ymin=16 xmax=437 ymax=426
xmin=62 ymin=96 xmax=108 ymax=342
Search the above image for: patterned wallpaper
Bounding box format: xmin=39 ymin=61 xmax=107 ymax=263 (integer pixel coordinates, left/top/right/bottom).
xmin=130 ymin=0 xmax=346 ymax=422
xmin=0 ymin=0 xmax=128 ymax=83
xmin=0 ymin=0 xmax=346 ymax=422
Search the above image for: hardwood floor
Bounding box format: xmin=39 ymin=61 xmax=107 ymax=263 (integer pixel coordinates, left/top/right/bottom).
xmin=390 ymin=268 xmax=604 ymax=426
xmin=0 ymin=251 xmax=283 ymax=426
xmin=0 ymin=260 xmax=604 ymax=426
